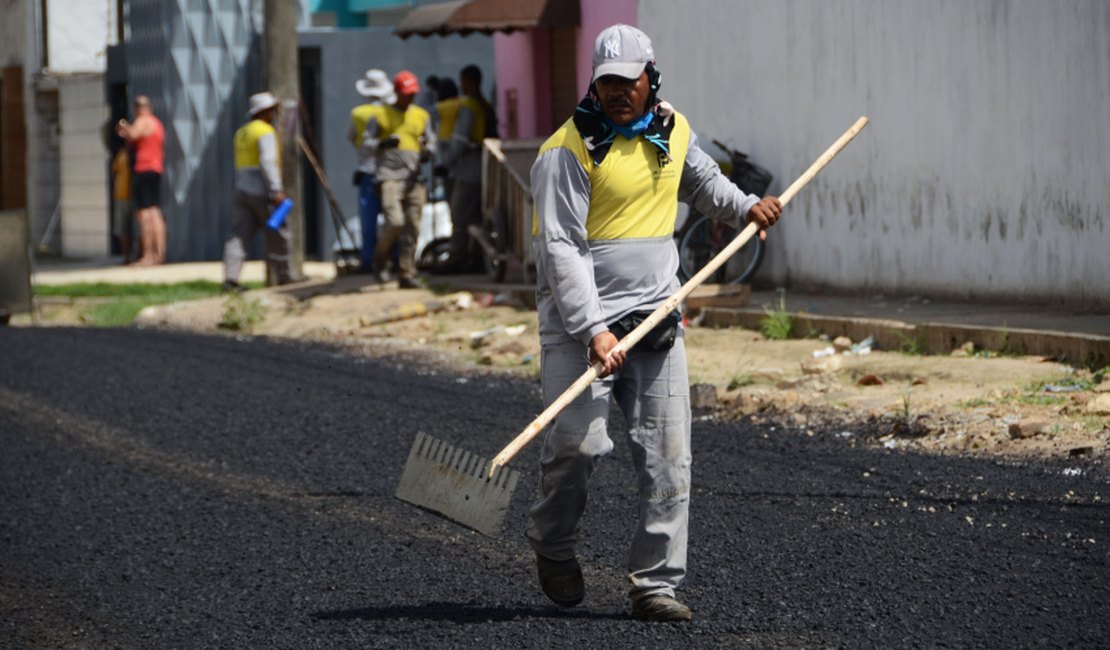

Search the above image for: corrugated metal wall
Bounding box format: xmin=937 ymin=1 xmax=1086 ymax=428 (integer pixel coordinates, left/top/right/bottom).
xmin=640 ymin=0 xmax=1109 ymax=307
xmin=127 ymin=0 xmax=261 ymax=261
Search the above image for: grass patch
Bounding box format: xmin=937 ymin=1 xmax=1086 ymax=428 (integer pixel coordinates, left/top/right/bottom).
xmin=219 ymin=294 xmax=267 ymax=331
xmin=896 ymin=332 xmax=925 ymax=356
xmin=760 ymin=290 xmax=793 ymax=340
xmin=1007 ymin=394 xmax=1068 ymax=406
xmin=80 ymin=300 xmax=152 ymax=327
xmin=36 ymin=280 xmax=260 ymax=299
xmin=727 ymin=373 xmax=755 ymax=391
xmin=957 ymin=397 xmax=992 ymax=408
xmin=36 ymin=281 xmax=263 ymax=328
xmin=1025 ymin=376 xmax=1095 ymax=393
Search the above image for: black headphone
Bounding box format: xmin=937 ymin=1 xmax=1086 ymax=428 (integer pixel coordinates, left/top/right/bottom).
xmin=587 ymin=62 xmax=663 ymax=106
xmin=646 ymin=62 xmax=662 ymax=105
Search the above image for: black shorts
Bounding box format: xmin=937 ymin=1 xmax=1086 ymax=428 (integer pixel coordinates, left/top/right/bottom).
xmin=133 ymin=172 xmax=162 ymax=209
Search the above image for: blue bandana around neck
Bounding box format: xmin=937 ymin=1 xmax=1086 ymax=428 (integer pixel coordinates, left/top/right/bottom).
xmin=573 ymin=91 xmax=676 ymax=166
xmin=608 ymin=111 xmax=655 ymax=139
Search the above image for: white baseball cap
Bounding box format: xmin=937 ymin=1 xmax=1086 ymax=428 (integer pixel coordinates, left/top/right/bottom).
xmin=247 ymin=92 xmax=279 ymax=117
xmin=356 ymin=68 xmax=396 ymax=102
xmin=591 ymin=24 xmax=655 ymax=83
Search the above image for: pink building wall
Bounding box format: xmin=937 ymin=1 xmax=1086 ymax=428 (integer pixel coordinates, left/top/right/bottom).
xmin=493 ymin=0 xmax=637 ymax=139
xmin=575 ymin=0 xmax=639 ymax=100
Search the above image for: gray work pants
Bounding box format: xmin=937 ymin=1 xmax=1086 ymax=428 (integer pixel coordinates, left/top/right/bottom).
xmin=374 ymin=178 xmax=427 ymax=281
xmin=527 ymin=336 xmax=692 ymax=602
xmin=223 ymin=191 xmax=293 ymax=284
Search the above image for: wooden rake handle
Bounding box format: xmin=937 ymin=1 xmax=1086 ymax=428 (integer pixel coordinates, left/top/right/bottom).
xmin=488 ymin=116 xmax=870 ymax=476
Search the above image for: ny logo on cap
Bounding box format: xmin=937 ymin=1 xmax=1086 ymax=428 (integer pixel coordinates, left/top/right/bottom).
xmin=604 ymin=38 xmax=621 ymax=59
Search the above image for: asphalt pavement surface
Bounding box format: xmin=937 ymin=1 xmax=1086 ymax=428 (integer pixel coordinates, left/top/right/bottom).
xmin=1 ymin=328 xmax=1107 ymax=648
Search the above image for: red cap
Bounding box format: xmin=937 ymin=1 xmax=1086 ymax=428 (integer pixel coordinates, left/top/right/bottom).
xmin=394 ymin=70 xmax=420 ymax=96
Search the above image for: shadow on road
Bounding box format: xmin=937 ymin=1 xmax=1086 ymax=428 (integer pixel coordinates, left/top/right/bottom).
xmin=312 ymin=602 xmax=625 ymax=623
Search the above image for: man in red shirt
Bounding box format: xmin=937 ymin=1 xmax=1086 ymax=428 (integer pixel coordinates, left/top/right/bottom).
xmin=117 ymin=95 xmax=167 ymax=265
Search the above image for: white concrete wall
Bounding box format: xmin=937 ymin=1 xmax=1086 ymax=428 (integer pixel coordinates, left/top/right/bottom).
xmin=45 ymin=0 xmax=117 ymax=73
xmin=58 ymin=75 xmax=109 ymax=257
xmin=640 ymin=0 xmax=1109 ymax=307
xmin=1 ymin=0 xmax=28 ymax=66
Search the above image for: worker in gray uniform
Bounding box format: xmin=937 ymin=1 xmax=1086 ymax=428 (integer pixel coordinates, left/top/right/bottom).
xmin=527 ymin=24 xmax=782 ymax=622
xmin=223 ymin=92 xmax=295 ymax=290
xmin=436 ymin=64 xmax=497 ymax=273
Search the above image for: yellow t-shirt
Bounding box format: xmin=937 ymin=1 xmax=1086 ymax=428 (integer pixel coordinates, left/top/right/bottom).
xmin=377 ymin=104 xmax=431 ymax=153
xmin=533 ymin=113 xmax=692 ymax=240
xmin=234 ymin=119 xmax=279 ymax=169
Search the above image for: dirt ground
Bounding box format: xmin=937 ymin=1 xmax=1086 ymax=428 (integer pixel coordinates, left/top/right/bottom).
xmin=21 ymin=278 xmax=1109 ymax=461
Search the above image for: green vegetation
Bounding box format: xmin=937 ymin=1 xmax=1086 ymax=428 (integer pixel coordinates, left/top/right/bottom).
xmin=36 ymin=281 xmax=261 ymax=328
xmin=899 ymin=388 xmax=914 ymax=422
xmin=219 ymin=294 xmax=267 ymax=331
xmin=35 ymin=280 xmax=260 ymax=299
xmin=1009 ymin=394 xmax=1067 ymax=406
xmin=727 ymin=373 xmax=755 ymax=391
xmin=759 ymin=290 xmax=793 ymax=340
xmin=896 ymin=331 xmax=925 ymax=356
xmin=1025 ymin=376 xmax=1095 ymax=393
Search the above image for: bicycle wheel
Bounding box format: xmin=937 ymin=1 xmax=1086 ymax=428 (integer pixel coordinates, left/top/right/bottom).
xmin=676 ymin=213 xmax=765 ymax=284
xmin=416 ymin=237 xmax=453 ymax=271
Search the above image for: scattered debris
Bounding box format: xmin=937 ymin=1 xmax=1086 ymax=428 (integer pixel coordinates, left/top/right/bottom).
xmin=1044 ymin=384 xmax=1083 ymax=393
xmin=691 ymin=383 xmax=720 ymax=410
xmin=832 ymin=336 xmax=853 ymax=353
xmin=1086 ymin=394 xmax=1110 ymax=415
xmin=951 ymin=341 xmax=978 ymax=357
xmin=1061 ymin=467 xmax=1084 ymax=476
xmin=848 ymin=336 xmax=874 ymax=355
xmin=359 ymin=292 xmax=473 ymax=327
xmin=1009 ymin=417 xmax=1050 ymax=439
xmin=802 ymin=355 xmax=842 ymax=374
xmin=469 ymin=324 xmax=528 ymax=349
xmin=812 ymin=346 xmax=836 ymax=358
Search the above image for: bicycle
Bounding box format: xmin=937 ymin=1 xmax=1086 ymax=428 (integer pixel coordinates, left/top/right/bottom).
xmin=675 ymin=139 xmax=773 ymax=284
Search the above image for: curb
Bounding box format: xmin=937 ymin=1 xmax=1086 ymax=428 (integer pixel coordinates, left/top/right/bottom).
xmin=700 ymin=308 xmax=1110 ymax=368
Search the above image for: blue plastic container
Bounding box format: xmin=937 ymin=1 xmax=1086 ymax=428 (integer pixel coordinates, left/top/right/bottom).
xmin=266 ymin=198 xmax=294 ymax=230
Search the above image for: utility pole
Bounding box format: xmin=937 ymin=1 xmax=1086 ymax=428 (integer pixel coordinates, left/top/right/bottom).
xmin=263 ymin=0 xmax=303 ymax=282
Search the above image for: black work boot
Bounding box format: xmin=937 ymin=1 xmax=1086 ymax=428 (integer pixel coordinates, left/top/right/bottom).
xmin=536 ymin=554 xmax=584 ymax=608
xmin=631 ymin=594 xmax=693 ymax=622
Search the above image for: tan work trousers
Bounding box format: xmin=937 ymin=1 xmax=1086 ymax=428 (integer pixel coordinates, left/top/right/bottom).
xmin=374 ymin=179 xmax=427 ymax=281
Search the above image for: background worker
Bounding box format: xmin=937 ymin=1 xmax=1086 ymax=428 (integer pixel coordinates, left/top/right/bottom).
xmin=348 ymin=68 xmax=396 ymax=273
xmin=110 ymin=144 xmax=135 ymax=264
xmin=371 ymin=71 xmax=435 ymax=289
xmin=222 ymin=92 xmax=296 ymax=291
xmin=527 ymin=24 xmax=782 ymax=623
xmin=432 ymin=78 xmax=460 ymax=203
xmin=116 ymin=95 xmax=166 ymax=265
xmin=435 ymin=64 xmax=498 ymax=273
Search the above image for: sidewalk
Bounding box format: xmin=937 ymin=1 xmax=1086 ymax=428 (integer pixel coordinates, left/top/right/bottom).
xmin=703 ymin=289 xmax=1109 ymax=367
xmin=25 ymin=257 xmax=1110 ymax=367
xmin=30 ymin=257 xmax=336 ymax=286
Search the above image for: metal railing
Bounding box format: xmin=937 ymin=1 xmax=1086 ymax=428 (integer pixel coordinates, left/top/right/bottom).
xmin=473 ymin=138 xmax=544 ymax=283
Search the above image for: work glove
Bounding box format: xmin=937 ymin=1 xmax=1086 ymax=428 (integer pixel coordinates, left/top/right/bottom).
xmin=379 ymin=135 xmax=400 ymax=149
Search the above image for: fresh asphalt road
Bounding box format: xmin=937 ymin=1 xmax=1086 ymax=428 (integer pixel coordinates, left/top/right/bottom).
xmin=1 ymin=328 xmax=1107 ymax=649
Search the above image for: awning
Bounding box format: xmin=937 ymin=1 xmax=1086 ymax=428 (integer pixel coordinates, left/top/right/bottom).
xmin=394 ymin=0 xmax=579 ymax=38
